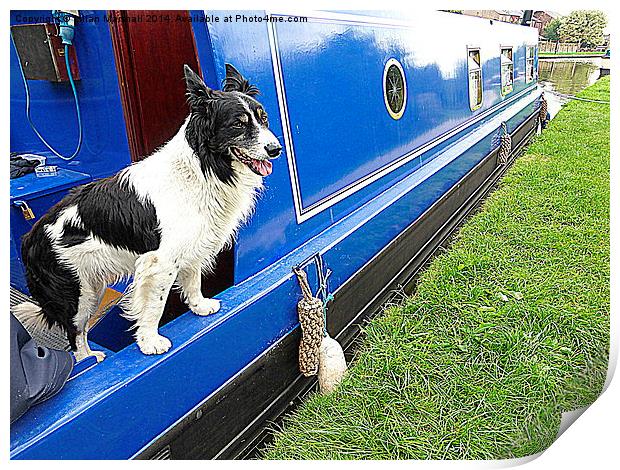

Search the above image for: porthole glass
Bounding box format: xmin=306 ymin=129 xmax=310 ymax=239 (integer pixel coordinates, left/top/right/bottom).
xmin=383 ymin=59 xmax=407 ymax=120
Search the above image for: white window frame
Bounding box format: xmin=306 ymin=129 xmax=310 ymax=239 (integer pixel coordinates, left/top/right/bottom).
xmin=500 ymin=46 xmax=514 ymax=96
xmin=525 ymin=46 xmax=536 ymax=83
xmin=467 ymin=47 xmax=483 ymax=111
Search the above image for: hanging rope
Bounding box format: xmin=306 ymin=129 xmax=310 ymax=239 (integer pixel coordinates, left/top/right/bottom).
xmin=498 ymin=122 xmax=511 ymax=165
xmin=293 ymin=266 xmax=324 ymax=377
xmin=315 ymin=253 xmax=333 ymax=337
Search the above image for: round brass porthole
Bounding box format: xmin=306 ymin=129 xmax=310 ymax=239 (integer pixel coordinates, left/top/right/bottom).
xmin=383 ymin=58 xmax=407 ymax=120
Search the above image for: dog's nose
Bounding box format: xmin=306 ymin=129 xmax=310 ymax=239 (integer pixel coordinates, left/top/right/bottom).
xmin=265 ymin=142 xmax=282 ymax=158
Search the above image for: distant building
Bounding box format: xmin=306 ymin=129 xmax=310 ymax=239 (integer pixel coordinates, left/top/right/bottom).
xmin=498 ymin=10 xmax=523 ymax=24
xmin=462 ymin=10 xmax=563 ymax=34
xmin=461 ymin=10 xmax=501 ymax=21
xmin=461 ymin=10 xmax=523 ymax=24
xmin=531 ymin=11 xmax=561 ymax=36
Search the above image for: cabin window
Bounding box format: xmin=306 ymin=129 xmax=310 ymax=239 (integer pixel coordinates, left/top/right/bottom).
xmin=467 ymin=48 xmax=483 ymax=111
xmin=525 ymin=46 xmax=536 ymax=83
xmin=500 ymin=47 xmax=513 ymax=96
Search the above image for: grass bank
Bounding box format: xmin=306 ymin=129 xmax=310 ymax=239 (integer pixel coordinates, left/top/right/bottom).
xmin=263 ymin=77 xmax=610 ymax=460
xmin=540 ymin=51 xmax=605 ymax=57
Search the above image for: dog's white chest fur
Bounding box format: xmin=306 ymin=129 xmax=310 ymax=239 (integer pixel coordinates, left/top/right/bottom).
xmin=125 ymin=122 xmax=262 ymax=271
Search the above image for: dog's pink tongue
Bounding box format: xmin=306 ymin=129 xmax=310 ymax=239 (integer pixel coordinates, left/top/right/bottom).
xmin=256 ymin=159 xmax=273 ymax=177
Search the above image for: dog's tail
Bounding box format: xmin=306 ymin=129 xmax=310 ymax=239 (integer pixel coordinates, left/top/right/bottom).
xmin=11 ymin=301 xmax=47 ymax=332
xmin=20 ymin=226 xmax=81 ymax=350
xmin=11 ymin=301 xmax=73 ymax=350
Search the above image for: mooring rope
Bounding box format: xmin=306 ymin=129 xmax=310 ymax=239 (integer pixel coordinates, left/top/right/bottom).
xmin=314 ymin=254 xmax=333 ymax=337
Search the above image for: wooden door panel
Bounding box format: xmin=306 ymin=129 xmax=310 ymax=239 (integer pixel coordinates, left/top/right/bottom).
xmin=109 ymin=10 xmax=201 ymax=160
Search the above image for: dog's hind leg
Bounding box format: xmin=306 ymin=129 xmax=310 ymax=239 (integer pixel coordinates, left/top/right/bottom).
xmin=129 ymin=252 xmax=177 ymax=355
xmin=177 ymin=265 xmax=221 ymax=316
xmin=74 ymin=283 xmax=106 ymax=363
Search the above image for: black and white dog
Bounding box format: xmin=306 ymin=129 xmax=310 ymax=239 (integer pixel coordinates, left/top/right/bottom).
xmin=13 ymin=64 xmax=281 ymax=359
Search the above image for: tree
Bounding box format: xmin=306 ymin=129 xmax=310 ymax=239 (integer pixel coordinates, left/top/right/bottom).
xmin=543 ymin=18 xmax=561 ymax=41
xmin=558 ymin=10 xmax=607 ymax=49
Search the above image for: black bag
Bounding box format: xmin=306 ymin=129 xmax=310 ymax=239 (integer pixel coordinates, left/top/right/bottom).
xmin=10 ymin=313 xmax=73 ymax=424
xmin=10 ymin=154 xmax=40 ymax=179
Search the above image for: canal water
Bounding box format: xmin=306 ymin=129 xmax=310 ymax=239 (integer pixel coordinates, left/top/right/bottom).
xmin=538 ymin=58 xmax=604 ymax=118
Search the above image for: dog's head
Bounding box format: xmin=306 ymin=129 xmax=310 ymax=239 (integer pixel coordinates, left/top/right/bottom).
xmin=183 ymin=64 xmax=282 ymax=184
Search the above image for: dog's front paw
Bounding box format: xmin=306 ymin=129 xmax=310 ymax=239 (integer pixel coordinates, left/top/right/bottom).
xmin=91 ymin=351 xmax=107 ymax=363
xmin=137 ymin=333 xmax=172 ymax=355
xmin=191 ymin=298 xmax=221 ymax=316
xmin=74 ymin=350 xmax=107 ymax=363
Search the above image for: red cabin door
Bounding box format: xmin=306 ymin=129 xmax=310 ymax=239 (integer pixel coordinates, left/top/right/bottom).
xmin=109 ymin=10 xmax=201 ymax=161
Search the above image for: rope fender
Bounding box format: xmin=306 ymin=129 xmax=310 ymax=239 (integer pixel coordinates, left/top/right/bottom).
xmin=498 ymin=122 xmax=512 ymax=165
xmin=293 ymin=263 xmax=348 ymax=394
xmin=293 ymin=266 xmax=324 ymax=377
xmin=539 ymin=92 xmax=549 ymax=129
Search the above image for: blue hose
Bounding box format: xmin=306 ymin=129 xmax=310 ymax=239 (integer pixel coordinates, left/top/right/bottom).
xmin=12 ymin=40 xmax=83 ymax=161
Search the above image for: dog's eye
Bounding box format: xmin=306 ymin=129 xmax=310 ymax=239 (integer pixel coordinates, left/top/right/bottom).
xmin=233 ymin=114 xmax=249 ymax=129
xmin=256 ymin=109 xmax=268 ymax=126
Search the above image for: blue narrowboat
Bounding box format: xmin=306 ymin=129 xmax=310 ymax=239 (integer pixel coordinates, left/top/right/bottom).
xmin=10 ymin=10 xmax=542 ymax=459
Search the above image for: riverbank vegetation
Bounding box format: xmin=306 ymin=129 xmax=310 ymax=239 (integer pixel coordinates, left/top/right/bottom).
xmin=263 ymin=77 xmax=610 ymax=460
xmin=540 ymin=51 xmax=605 ymax=57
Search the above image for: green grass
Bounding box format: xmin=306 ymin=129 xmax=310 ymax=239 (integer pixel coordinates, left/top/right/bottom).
xmin=262 ymin=77 xmax=610 ymax=460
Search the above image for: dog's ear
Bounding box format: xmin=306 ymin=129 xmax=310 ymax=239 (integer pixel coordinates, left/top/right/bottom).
xmin=223 ymin=63 xmax=260 ymax=96
xmin=184 ymin=65 xmax=214 ymax=106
